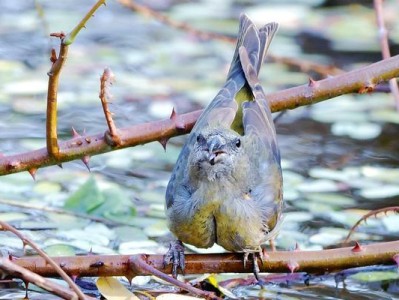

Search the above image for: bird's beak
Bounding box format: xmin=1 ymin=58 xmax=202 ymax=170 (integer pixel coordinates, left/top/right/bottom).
xmin=207 ymin=138 xmax=225 ymax=165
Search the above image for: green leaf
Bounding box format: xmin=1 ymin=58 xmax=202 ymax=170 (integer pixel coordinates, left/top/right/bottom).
xmin=350 ymin=271 xmax=399 ymax=282
xmin=92 ymin=186 xmax=136 ymax=218
xmin=43 ymin=244 xmax=76 ymax=257
xmin=64 ymin=176 xmax=104 ymax=213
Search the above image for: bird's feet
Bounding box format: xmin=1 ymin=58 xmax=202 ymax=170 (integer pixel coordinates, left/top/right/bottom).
xmin=243 ymin=248 xmax=269 ymax=282
xmin=163 ymin=240 xmax=185 ymax=278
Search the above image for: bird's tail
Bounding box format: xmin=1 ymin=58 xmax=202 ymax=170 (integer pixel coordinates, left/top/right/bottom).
xmin=227 ymin=15 xmax=278 ymax=134
xmin=226 ymin=14 xmax=278 ymax=83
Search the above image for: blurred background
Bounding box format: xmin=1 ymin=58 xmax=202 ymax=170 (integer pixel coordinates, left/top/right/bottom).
xmin=0 ymin=0 xmax=398 ymax=298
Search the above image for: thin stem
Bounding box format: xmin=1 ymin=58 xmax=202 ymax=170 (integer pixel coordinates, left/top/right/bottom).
xmin=344 ymin=206 xmax=399 ymax=243
xmin=46 ymin=43 xmax=68 ymax=159
xmin=0 ymin=258 xmax=80 ymax=300
xmin=64 ymin=0 xmax=107 ymax=45
xmin=46 ymin=0 xmax=107 ymax=159
xmin=374 ymin=0 xmax=399 ymax=111
xmin=99 ymin=68 xmax=122 ymax=146
xmin=0 ymin=221 xmax=89 ymax=300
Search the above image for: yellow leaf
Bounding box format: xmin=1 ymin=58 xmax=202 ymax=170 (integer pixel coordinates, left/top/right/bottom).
xmin=156 ymin=294 xmax=204 ymax=300
xmin=96 ymin=277 xmax=140 ymax=300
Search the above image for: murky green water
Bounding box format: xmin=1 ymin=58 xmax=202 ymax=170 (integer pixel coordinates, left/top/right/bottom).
xmin=0 ymin=1 xmax=398 ymax=299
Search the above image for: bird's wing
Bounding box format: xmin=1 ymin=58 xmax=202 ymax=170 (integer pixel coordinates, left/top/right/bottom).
xmin=239 ymin=36 xmax=283 ymax=235
xmin=240 ymin=44 xmax=280 ymax=164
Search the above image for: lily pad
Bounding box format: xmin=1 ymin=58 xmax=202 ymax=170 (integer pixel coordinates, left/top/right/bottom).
xmin=350 ymin=271 xmax=399 ymax=282
xmin=331 ymin=122 xmax=382 ymax=140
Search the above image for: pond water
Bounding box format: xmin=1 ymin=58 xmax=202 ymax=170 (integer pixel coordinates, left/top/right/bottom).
xmin=0 ymin=0 xmax=398 ymax=299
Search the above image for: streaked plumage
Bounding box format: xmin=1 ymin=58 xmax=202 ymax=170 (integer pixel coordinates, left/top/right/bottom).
xmin=165 ymin=14 xmax=282 ymax=260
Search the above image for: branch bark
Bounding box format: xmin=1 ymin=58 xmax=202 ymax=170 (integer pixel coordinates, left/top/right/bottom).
xmin=0 ymin=258 xmax=84 ymax=300
xmin=1 ymin=55 xmax=399 ymax=176
xmin=373 ymin=0 xmax=399 ymax=110
xmin=11 ymin=240 xmax=399 ymax=278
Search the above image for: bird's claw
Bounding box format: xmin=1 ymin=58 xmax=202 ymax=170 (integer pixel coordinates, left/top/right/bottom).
xmin=243 ymin=248 xmax=267 ymax=282
xmin=163 ymin=240 xmax=185 ymax=278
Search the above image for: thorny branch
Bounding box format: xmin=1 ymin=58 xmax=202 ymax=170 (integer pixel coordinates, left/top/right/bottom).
xmin=345 ymin=206 xmax=399 ymax=243
xmin=1 ymin=54 xmax=398 ymax=176
xmin=0 ymin=221 xmax=89 ymax=300
xmin=99 ymin=67 xmax=122 ymax=146
xmin=45 ymin=0 xmax=106 ymax=159
xmin=373 ymin=0 xmax=399 ymax=111
xmin=10 ymin=240 xmax=399 ymax=278
xmin=0 ymin=258 xmax=82 ymax=300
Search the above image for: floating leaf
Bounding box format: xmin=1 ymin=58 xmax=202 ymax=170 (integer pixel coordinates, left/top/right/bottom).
xmin=331 ymin=121 xmax=382 ymax=140
xmin=359 ymin=185 xmax=399 ymax=199
xmin=113 ymin=226 xmax=148 ymax=242
xmin=64 ymin=176 xmax=104 ymax=213
xmin=118 ymin=240 xmax=161 ymax=255
xmin=97 ymin=277 xmax=140 ymax=300
xmin=305 ymin=193 xmax=356 ymax=208
xmin=309 ymin=230 xmax=344 ymax=246
xmin=93 ymin=186 xmax=136 ymax=218
xmin=43 ymin=244 xmax=76 ymax=257
xmin=361 ymin=166 xmax=399 ymax=183
xmin=382 ymin=215 xmax=399 ymax=233
xmin=157 ymin=294 xmax=204 ymax=300
xmin=350 ymin=271 xmax=399 ymax=282
xmin=143 ymin=220 xmax=169 ymax=238
xmin=297 ymin=179 xmax=339 ymax=193
xmin=0 ymin=212 xmax=29 ymax=222
xmin=309 ymin=167 xmax=351 ymax=182
xmin=371 ymin=109 xmax=399 ymax=124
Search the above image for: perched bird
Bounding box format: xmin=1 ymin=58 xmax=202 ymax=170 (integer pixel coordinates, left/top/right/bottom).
xmin=164 ymin=14 xmax=283 ymax=278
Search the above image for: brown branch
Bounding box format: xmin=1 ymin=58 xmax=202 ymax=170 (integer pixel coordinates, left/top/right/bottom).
xmin=0 ymin=221 xmax=88 ymax=300
xmin=0 ymin=258 xmax=81 ymax=300
xmin=374 ymin=0 xmax=399 ymax=110
xmin=12 ymin=240 xmax=399 ymax=278
xmin=269 ymin=55 xmax=344 ymax=76
xmin=344 ymin=206 xmax=399 ymax=243
xmin=1 ymin=54 xmax=399 ymax=176
xmin=99 ymin=68 xmax=122 ymax=146
xmin=46 ymin=0 xmax=106 ymax=159
xmin=46 ymin=37 xmax=68 ymax=159
xmin=130 ymin=255 xmax=220 ymax=299
xmin=116 ymin=0 xmax=235 ymax=43
xmin=116 ymin=0 xmax=343 ymax=77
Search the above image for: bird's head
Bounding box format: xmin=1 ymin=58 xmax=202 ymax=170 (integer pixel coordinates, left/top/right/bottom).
xmin=189 ymin=127 xmax=243 ymax=181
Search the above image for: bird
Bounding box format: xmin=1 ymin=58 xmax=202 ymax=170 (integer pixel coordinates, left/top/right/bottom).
xmin=164 ymin=14 xmax=283 ymax=279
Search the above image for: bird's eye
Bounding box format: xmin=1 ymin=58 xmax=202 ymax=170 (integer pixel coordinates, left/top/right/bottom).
xmin=196 ymin=134 xmax=203 ymax=143
xmin=235 ymin=138 xmax=241 ymax=148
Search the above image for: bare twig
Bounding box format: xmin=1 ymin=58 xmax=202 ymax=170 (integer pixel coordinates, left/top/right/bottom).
xmin=64 ymin=0 xmax=106 ymax=45
xmin=116 ymin=0 xmax=343 ymax=77
xmin=1 ymin=54 xmax=399 ymax=176
xmin=46 ymin=36 xmax=68 ymax=159
xmin=344 ymin=206 xmax=399 ymax=243
xmin=0 ymin=258 xmax=81 ymax=300
xmin=130 ymin=255 xmax=220 ymax=299
xmin=269 ymin=55 xmax=344 ymax=76
xmin=0 ymin=221 xmax=88 ymax=300
xmin=46 ymin=0 xmax=106 ymax=159
xmin=99 ymin=68 xmax=122 ymax=146
xmin=374 ymin=0 xmax=399 ymax=111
